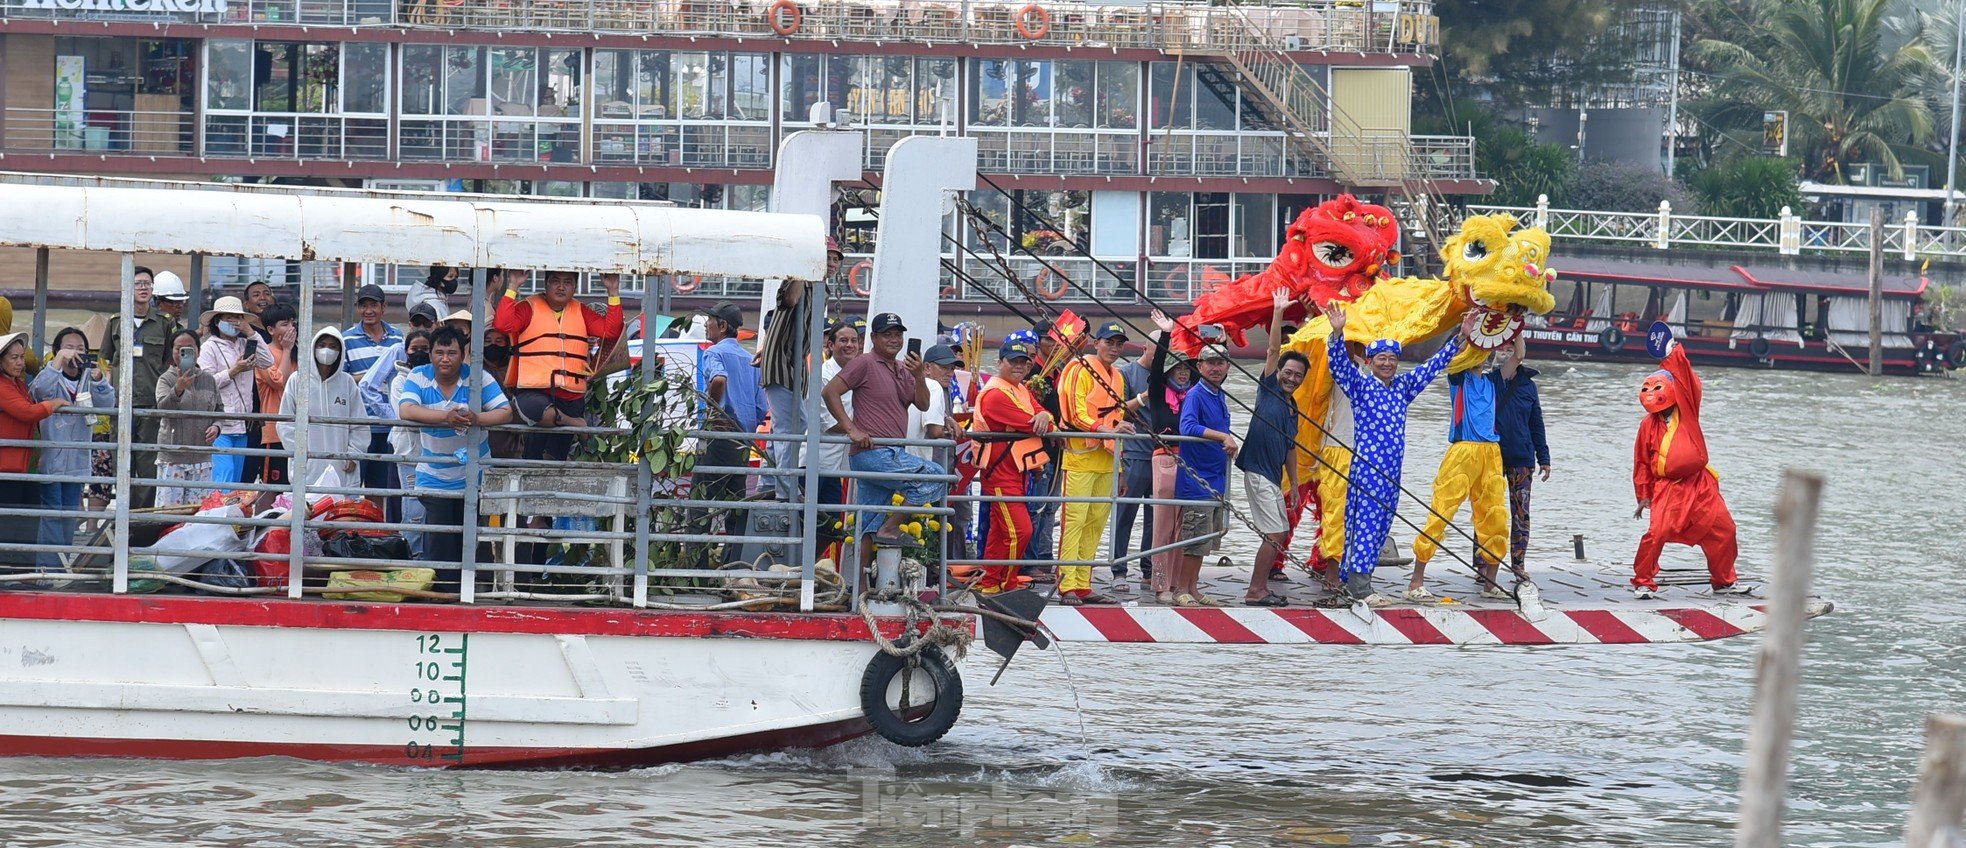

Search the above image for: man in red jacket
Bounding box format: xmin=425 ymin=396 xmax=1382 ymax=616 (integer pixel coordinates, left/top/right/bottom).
xmin=1630 ymin=339 xmax=1744 ymax=599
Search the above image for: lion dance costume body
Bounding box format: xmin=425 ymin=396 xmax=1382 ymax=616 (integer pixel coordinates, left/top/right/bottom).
xmin=1631 ymin=342 xmax=1739 ymax=592
xmin=1280 ymin=215 xmax=1558 ymax=574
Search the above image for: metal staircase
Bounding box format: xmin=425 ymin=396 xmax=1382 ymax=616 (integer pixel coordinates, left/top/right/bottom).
xmin=1186 ymin=4 xmax=1455 ymax=272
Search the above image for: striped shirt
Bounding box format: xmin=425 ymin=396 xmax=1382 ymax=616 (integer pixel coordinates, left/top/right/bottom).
xmin=395 ymin=364 xmax=509 ymax=492
xmin=340 ymin=322 xmax=403 ymax=380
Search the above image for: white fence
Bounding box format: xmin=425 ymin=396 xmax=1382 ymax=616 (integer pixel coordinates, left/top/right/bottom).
xmin=1473 ymin=196 xmax=1966 ymax=262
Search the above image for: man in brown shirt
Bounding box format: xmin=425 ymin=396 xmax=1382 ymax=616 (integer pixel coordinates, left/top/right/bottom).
xmin=822 ymin=312 xmax=947 ymax=551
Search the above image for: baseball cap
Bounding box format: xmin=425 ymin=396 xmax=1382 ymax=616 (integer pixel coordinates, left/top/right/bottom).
xmin=999 ymin=340 xmax=1035 ymax=361
xmin=355 ymin=283 xmax=386 ymax=304
xmin=1198 ymin=344 xmax=1231 ymax=362
xmin=870 ymin=312 xmax=907 ymax=334
xmin=1092 ymin=320 xmax=1129 ymax=341
xmin=698 ymin=300 xmax=743 ymax=328
xmin=408 ymin=302 xmax=441 ymax=325
xmin=922 ymin=343 xmax=961 ymax=366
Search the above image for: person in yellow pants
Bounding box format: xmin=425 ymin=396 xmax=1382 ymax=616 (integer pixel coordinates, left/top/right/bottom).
xmin=1314 ymin=442 xmax=1352 ymax=590
xmin=1056 ymin=321 xmax=1134 ymax=605
xmin=1407 ymin=349 xmax=1520 ymax=600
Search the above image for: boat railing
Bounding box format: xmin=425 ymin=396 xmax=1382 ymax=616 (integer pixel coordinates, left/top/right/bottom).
xmin=0 ymin=401 xmax=1229 ymax=612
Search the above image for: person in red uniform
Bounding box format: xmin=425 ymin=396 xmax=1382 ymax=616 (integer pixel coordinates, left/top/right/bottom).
xmin=971 ymin=338 xmax=1054 ymax=594
xmin=1630 ymin=339 xmax=1745 ymax=599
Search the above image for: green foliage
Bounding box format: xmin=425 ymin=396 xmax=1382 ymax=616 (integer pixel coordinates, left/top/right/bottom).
xmin=1691 ymin=0 xmax=1936 ymax=182
xmin=1564 ymin=159 xmax=1694 ymax=212
xmin=1480 ymin=123 xmax=1578 ymax=207
xmin=557 ymin=371 xmax=713 ymax=590
xmin=1687 ymin=156 xmax=1807 ymax=218
xmin=1435 ymin=0 xmax=1654 ymax=108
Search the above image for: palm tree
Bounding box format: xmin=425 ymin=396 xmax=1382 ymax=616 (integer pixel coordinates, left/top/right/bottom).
xmin=1694 ymin=0 xmax=1936 ymax=183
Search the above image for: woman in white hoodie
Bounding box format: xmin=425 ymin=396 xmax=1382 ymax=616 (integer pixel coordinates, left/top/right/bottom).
xmin=276 ymin=326 xmax=367 ymax=489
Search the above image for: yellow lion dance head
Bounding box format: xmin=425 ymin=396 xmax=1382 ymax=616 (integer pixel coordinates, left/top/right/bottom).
xmin=1440 ymin=213 xmax=1558 ymax=350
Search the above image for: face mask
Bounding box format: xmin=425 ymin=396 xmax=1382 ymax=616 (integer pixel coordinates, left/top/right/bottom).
xmin=483 ymin=345 xmax=510 ymax=363
xmin=218 ymin=322 xmax=241 ymax=338
xmin=435 ymin=277 xmax=458 ymax=295
xmin=407 ymin=351 xmax=431 ymax=368
xmin=1639 ymin=372 xmax=1676 ymax=413
xmin=315 ymin=347 xmax=340 ymax=366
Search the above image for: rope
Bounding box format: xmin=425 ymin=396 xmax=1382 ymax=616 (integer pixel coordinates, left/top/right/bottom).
xmin=859 ymin=556 xmax=973 ymax=662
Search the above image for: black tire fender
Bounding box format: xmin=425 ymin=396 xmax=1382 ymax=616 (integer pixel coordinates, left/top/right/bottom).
xmin=1947 ymin=339 xmax=1966 ymax=370
xmin=860 ymin=642 xmax=963 ymax=747
xmin=1749 ymin=336 xmax=1772 ymax=360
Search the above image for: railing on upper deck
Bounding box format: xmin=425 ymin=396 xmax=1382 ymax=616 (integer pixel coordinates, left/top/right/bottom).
xmin=1472 ymin=195 xmax=1966 ymax=262
xmin=0 ymin=0 xmax=1437 ymax=56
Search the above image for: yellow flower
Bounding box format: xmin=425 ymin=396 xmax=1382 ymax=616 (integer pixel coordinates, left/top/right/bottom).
xmin=832 ymin=521 xmax=843 ymax=530
xmin=844 ymin=535 xmax=855 ymax=545
xmin=903 ymin=522 xmax=922 ymax=536
xmin=891 ymin=493 xmax=906 ymax=505
xmin=927 ymin=520 xmax=942 ymax=532
xmin=844 ymin=514 xmax=856 ymax=525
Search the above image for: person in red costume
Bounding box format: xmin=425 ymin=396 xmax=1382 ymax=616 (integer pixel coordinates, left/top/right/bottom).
xmin=1630 ymin=339 xmax=1747 ymax=599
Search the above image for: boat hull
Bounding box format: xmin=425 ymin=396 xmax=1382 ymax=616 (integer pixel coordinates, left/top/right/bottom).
xmin=0 ymin=593 xmax=957 ymax=769
xmin=1525 ymin=328 xmax=1930 ymax=375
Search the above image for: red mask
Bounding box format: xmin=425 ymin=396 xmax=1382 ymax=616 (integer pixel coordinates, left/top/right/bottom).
xmin=1639 ymin=371 xmax=1677 ymax=413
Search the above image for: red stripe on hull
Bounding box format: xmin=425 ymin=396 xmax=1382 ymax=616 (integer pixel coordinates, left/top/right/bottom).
xmin=1377 ymin=609 xmax=1452 ymax=644
xmin=1657 ymin=608 xmax=1745 ymax=640
xmin=1172 ymin=609 xmax=1266 ymax=643
xmin=0 ymin=591 xmax=967 ymax=643
xmin=1465 ymin=609 xmax=1556 ymax=645
xmin=0 ymin=718 xmax=876 ymax=770
xmin=1271 ymin=609 xmax=1365 ymax=644
xmin=1564 ymin=610 xmax=1650 ymax=644
xmin=1074 ymin=607 xmax=1155 ymax=642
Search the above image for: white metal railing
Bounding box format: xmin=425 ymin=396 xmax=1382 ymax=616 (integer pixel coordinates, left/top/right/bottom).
xmin=1478 ymin=196 xmax=1966 ymax=261
xmin=0 ymin=0 xmax=1437 ymax=55
xmin=650 ymin=253 xmax=1273 ymax=305
xmin=1 ymin=107 xmax=194 ymax=155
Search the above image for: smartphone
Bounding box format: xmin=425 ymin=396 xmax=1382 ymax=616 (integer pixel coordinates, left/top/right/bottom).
xmin=907 ymin=338 xmax=922 ymax=358
xmin=178 ymin=348 xmax=196 ymax=372
xmin=244 ymin=338 xmax=259 ymax=357
xmin=80 ymin=352 xmax=98 ymax=370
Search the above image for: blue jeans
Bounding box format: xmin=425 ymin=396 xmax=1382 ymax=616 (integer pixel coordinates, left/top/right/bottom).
xmin=1111 ymin=453 xmax=1155 ymax=577
xmin=763 ymin=384 xmax=806 ymax=501
xmin=35 ymin=482 xmax=82 ymax=571
xmin=211 ymin=434 xmax=248 ymax=484
xmin=1023 ymin=465 xmax=1057 ymax=566
xmin=849 ymin=447 xmax=947 ymax=532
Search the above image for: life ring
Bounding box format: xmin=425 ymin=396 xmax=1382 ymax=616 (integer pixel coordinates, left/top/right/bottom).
xmin=1948 ymin=339 xmax=1966 ymax=370
xmin=1015 ymin=3 xmax=1051 ymax=39
xmin=767 ymin=0 xmax=801 ymax=36
xmin=672 ymin=274 xmax=700 ymax=294
xmin=859 ymin=642 xmax=963 ymax=747
xmin=1034 ymin=268 xmax=1067 ymax=300
xmin=849 ymin=260 xmax=874 ymax=297
xmin=1598 ymin=325 xmax=1626 ymax=353
xmin=1749 ymin=336 xmax=1772 ymax=360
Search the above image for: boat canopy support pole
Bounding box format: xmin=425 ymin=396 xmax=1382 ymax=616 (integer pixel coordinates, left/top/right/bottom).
xmin=32 ymin=248 xmax=48 ymax=356
xmin=462 ymin=267 xmax=488 ymax=605
xmin=632 ymin=277 xmax=657 ymax=610
xmin=289 ymin=249 xmax=315 ymax=599
xmin=112 ymin=254 xmax=133 ymax=594
xmin=799 ymin=280 xmax=827 ymax=612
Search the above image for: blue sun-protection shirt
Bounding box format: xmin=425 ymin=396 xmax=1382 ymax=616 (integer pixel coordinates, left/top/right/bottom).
xmin=1445 ymin=369 xmax=1503 ymax=443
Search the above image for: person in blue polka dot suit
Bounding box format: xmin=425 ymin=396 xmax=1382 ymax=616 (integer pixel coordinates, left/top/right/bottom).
xmin=1325 ymin=305 xmax=1479 ymax=606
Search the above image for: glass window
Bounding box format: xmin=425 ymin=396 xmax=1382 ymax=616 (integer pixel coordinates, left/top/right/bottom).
xmin=1011 ymin=61 xmax=1053 ymax=128
xmin=543 ymin=48 xmax=580 ymax=116
xmin=916 ymin=58 xmax=958 ymax=126
xmin=970 ymin=59 xmax=1010 ymax=127
xmin=1192 ymin=192 xmax=1230 ymax=259
xmin=444 ymin=46 xmax=486 ymax=115
xmin=1234 ymin=194 xmax=1276 ymax=258
xmin=252 ymin=43 xmax=295 ymax=112
xmin=401 ymin=45 xmax=441 ymax=115
xmin=728 ymin=184 xmax=769 ymax=212
xmin=343 ymin=43 xmax=388 ymax=114
xmin=489 ymin=47 xmax=538 ymax=114
xmin=730 ymin=53 xmax=770 ymax=121
xmin=207 ymin=40 xmax=252 ymax=111
xmin=1147 ymin=63 xmax=1190 ymax=131
xmin=675 ymin=52 xmax=712 ymax=119
xmin=1148 ymin=192 xmax=1188 ymax=256
xmin=864 ymin=56 xmax=911 ymax=124
xmin=781 ymin=54 xmax=825 ymax=119
xmin=1055 ymin=61 xmax=1093 ymax=128
xmin=1195 ymin=76 xmax=1235 ymax=132
xmin=1096 ymin=62 xmax=1138 ymax=129
xmin=640 ymin=51 xmax=674 ymax=117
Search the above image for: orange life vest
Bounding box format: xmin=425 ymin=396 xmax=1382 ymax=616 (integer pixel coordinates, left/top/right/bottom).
xmin=513 ymin=294 xmax=595 ymax=394
xmin=1059 ymin=354 xmax=1124 ymax=456
xmin=974 ymin=375 xmax=1050 ymax=475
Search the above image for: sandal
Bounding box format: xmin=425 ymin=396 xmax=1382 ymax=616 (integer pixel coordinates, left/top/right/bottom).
xmin=1059 ymin=594 xmax=1083 ymax=606
xmin=1080 ymin=592 xmax=1120 ymax=605
xmin=1479 ymin=586 xmax=1511 ymax=600
xmin=1173 ymin=593 xmax=1201 ymax=608
xmin=1402 ymin=586 xmax=1434 ymax=602
xmin=1246 ymin=592 xmax=1290 ymax=608
xmin=1156 ymin=591 xmax=1176 ymax=605
xmin=1190 ymin=594 xmax=1224 ymax=608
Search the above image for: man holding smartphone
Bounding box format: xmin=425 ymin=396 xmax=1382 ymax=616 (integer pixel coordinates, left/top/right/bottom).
xmin=822 ymin=313 xmax=946 ymax=570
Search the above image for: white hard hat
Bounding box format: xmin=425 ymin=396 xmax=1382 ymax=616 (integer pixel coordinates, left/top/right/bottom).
xmin=151 ymin=271 xmax=188 ymax=300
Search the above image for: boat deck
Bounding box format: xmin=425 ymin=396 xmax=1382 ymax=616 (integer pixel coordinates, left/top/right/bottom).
xmin=1031 ymin=556 xmax=1830 ymax=646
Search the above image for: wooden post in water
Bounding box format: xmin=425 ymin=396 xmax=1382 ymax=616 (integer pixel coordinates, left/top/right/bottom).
xmin=1734 ymin=469 xmax=1825 ymax=848
xmin=1869 ymin=207 xmax=1885 ymax=377
xmin=1905 ymin=713 xmax=1966 ymax=847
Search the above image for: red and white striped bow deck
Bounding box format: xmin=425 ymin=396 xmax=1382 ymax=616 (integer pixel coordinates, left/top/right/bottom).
xmin=1033 ymin=559 xmax=1833 ymax=646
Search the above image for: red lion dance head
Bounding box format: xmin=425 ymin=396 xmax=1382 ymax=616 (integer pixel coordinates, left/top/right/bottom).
xmin=1173 ymin=194 xmax=1400 ymax=355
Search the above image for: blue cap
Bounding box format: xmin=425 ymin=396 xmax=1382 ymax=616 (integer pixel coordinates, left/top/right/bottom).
xmin=1366 ymin=339 xmax=1402 ymax=358
xmin=1004 ymin=328 xmax=1038 ymax=346
xmin=999 ymin=340 xmax=1036 ymax=361
xmin=1092 ymin=321 xmax=1129 ymax=341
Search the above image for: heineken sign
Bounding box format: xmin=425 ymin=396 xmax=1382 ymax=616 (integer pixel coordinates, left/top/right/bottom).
xmin=18 ymin=0 xmax=230 ymax=11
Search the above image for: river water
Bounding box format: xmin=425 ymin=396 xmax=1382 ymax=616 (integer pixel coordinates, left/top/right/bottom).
xmin=1 ymin=360 xmax=1960 ymax=847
